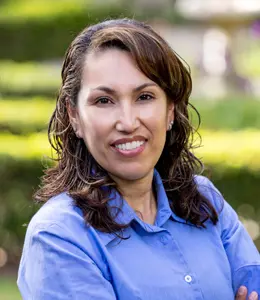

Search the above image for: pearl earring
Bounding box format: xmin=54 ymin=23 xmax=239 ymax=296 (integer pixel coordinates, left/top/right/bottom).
xmin=168 ymin=120 xmax=174 ymax=131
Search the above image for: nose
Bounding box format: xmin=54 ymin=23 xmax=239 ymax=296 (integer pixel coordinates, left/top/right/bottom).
xmin=115 ymin=102 xmax=140 ymax=133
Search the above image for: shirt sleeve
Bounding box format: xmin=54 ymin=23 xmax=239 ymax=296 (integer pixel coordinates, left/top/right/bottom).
xmin=17 ymin=223 xmax=117 ymax=300
xmin=209 ymin=180 xmax=260 ymax=294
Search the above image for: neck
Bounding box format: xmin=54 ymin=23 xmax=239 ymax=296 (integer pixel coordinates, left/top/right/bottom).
xmin=110 ymin=170 xmax=157 ymax=224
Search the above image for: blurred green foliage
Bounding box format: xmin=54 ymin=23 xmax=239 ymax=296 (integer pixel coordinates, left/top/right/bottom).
xmin=0 ymin=97 xmax=54 ymax=134
xmin=197 ymin=130 xmax=260 ymax=170
xmin=0 ymin=156 xmax=42 ymax=263
xmin=0 ymin=277 xmax=21 ymax=300
xmin=0 ymin=0 xmax=88 ymax=21
xmin=236 ymin=40 xmax=260 ymax=78
xmin=0 ymin=61 xmax=61 ymax=97
xmin=191 ymin=98 xmax=260 ymax=130
xmin=0 ymin=0 xmax=186 ymax=61
xmin=0 ymin=1 xmax=135 ymax=61
xmin=0 ymin=133 xmax=51 ymax=157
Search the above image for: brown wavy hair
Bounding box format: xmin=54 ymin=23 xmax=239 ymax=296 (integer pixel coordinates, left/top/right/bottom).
xmin=35 ymin=18 xmax=219 ymax=232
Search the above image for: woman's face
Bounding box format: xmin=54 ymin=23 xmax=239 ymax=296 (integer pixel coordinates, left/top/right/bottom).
xmin=71 ymin=48 xmax=174 ymax=182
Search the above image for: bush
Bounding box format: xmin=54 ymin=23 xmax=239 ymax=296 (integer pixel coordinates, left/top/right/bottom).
xmin=0 ymin=0 xmax=186 ymax=61
xmin=197 ymin=130 xmax=260 ymax=171
xmin=0 ymin=2 xmax=137 ymax=61
xmin=0 ymin=97 xmax=54 ymax=134
xmin=0 ymin=61 xmax=61 ymax=97
xmin=0 ymin=0 xmax=87 ymax=22
xmin=0 ymin=132 xmax=51 ymax=158
xmin=191 ymin=98 xmax=260 ymax=130
xmin=0 ymin=155 xmax=43 ymax=264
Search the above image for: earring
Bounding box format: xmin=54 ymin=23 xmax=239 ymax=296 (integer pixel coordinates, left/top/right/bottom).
xmin=168 ymin=120 xmax=174 ymax=131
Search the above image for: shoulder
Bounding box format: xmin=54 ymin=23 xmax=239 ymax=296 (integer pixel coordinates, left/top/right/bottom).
xmin=24 ymin=192 xmax=114 ymax=255
xmin=194 ymin=175 xmax=224 ymax=214
xmin=193 ymin=175 xmax=241 ymax=231
xmin=18 ymin=195 xmax=115 ymax=294
xmin=23 ymin=193 xmax=89 ymax=253
xmin=194 ymin=175 xmax=241 ymax=234
xmin=28 ymin=192 xmax=84 ymax=231
xmin=22 ymin=192 xmax=97 ymax=259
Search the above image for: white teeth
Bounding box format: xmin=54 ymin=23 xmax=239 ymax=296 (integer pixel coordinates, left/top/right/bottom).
xmin=115 ymin=140 xmax=145 ymax=151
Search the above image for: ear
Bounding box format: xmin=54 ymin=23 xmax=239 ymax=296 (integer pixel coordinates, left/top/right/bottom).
xmin=167 ymin=102 xmax=175 ymax=124
xmin=66 ymin=98 xmax=83 ymax=138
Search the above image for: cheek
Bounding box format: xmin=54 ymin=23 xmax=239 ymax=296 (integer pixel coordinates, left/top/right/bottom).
xmin=79 ymin=113 xmax=110 ymax=150
xmin=140 ymin=103 xmax=168 ymax=132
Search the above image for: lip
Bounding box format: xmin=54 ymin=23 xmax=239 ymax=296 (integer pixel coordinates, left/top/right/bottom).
xmin=111 ymin=141 xmax=146 ymax=158
xmin=111 ymin=135 xmax=147 ymax=146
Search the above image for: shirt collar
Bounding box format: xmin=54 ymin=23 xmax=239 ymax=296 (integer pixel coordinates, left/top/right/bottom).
xmin=96 ymin=169 xmax=188 ymax=245
xmin=153 ymin=169 xmax=192 ymax=226
xmin=95 ymin=189 xmax=136 ymax=246
xmin=153 ymin=169 xmax=173 ymax=227
xmin=106 ymin=169 xmax=175 ymax=226
xmin=107 ymin=189 xmax=136 ymax=226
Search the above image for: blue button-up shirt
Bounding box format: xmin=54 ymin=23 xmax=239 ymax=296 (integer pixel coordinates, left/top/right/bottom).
xmin=18 ymin=170 xmax=260 ymax=299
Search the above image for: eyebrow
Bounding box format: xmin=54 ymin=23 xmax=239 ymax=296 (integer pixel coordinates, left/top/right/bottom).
xmin=91 ymin=83 xmax=158 ymax=95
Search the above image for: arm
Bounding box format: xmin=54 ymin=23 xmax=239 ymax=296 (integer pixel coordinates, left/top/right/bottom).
xmin=17 ymin=223 xmax=116 ymax=300
xmin=220 ymin=200 xmax=260 ymax=294
xmin=208 ymin=181 xmax=260 ymax=294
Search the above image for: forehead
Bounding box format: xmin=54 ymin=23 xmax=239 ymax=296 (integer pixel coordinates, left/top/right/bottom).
xmin=81 ymin=48 xmax=154 ymax=89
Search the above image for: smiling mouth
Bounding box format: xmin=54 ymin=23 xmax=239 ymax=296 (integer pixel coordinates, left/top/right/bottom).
xmin=111 ymin=139 xmax=147 ymax=157
xmin=114 ymin=140 xmax=145 ymax=151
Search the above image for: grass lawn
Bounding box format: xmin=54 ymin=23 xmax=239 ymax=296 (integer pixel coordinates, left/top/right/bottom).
xmin=0 ymin=278 xmax=21 ymax=300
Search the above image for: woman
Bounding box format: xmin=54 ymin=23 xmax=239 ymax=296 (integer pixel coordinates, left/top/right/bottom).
xmin=17 ymin=19 xmax=259 ymax=299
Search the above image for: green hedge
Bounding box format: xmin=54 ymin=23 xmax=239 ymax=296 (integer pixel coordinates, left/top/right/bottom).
xmin=0 ymin=155 xmax=43 ymax=264
xmin=191 ymin=98 xmax=260 ymax=130
xmin=1 ymin=97 xmax=260 ymax=134
xmin=0 ymin=0 xmax=182 ymax=23
xmin=0 ymin=2 xmax=133 ymax=61
xmin=0 ymin=0 xmax=185 ymax=62
xmin=0 ymin=0 xmax=187 ymax=61
xmin=0 ymin=61 xmax=61 ymax=97
xmin=0 ymin=97 xmax=54 ymax=134
xmin=1 ymin=154 xmax=260 ymax=263
xmin=0 ymin=0 xmax=88 ymax=22
xmin=197 ymin=130 xmax=260 ymax=171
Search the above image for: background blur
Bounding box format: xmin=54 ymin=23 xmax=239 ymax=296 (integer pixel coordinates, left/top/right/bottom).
xmin=0 ymin=0 xmax=260 ymax=298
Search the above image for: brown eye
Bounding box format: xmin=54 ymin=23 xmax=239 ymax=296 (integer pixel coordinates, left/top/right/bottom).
xmin=138 ymin=93 xmax=154 ymax=101
xmin=96 ymin=97 xmax=113 ymax=105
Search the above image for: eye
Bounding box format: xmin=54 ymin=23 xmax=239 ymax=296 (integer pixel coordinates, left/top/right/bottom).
xmin=138 ymin=93 xmax=154 ymax=101
xmin=96 ymin=97 xmax=113 ymax=105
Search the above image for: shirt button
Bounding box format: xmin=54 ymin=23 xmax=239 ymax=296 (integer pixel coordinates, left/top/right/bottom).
xmin=160 ymin=235 xmax=168 ymax=245
xmin=184 ymin=275 xmax=192 ymax=283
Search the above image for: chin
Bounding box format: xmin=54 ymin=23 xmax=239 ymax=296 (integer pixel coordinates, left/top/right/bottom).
xmin=109 ymin=164 xmax=154 ymax=182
